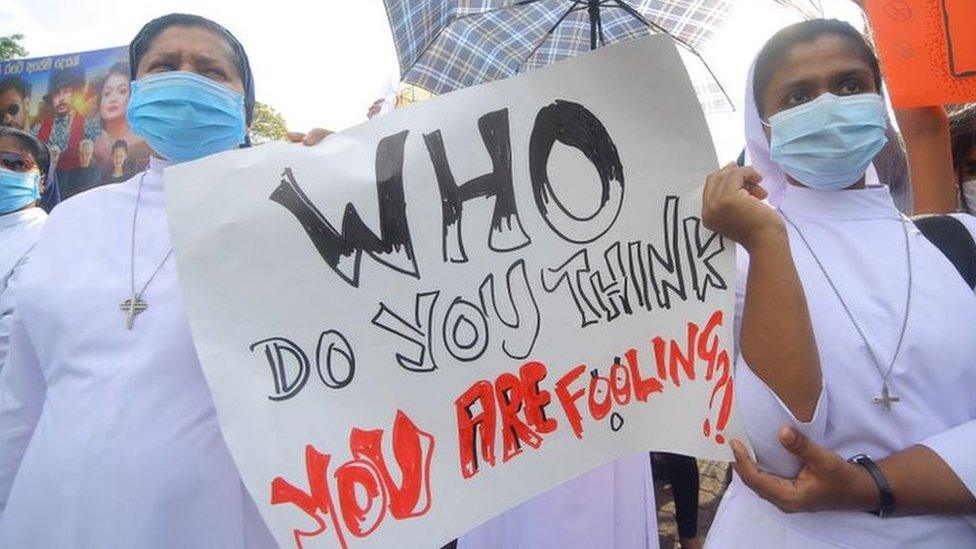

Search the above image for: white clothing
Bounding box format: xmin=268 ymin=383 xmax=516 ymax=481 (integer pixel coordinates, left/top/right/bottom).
xmin=459 ymin=452 xmax=658 ymax=549
xmin=0 ymin=207 xmax=46 ymax=373
xmin=0 ymin=159 xmax=275 ymax=548
xmin=708 ymin=185 xmax=976 ymax=548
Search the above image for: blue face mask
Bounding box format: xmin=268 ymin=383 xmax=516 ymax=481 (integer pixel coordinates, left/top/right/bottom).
xmin=127 ymin=71 xmax=247 ymax=163
xmin=0 ymin=168 xmax=40 ymax=214
xmin=767 ymin=93 xmax=888 ymax=190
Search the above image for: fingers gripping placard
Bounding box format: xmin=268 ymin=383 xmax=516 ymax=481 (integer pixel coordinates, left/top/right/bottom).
xmin=165 ymin=36 xmax=742 ymax=549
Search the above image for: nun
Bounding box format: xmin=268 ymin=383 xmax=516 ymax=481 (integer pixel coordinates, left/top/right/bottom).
xmin=701 ymin=19 xmax=976 ymax=547
xmin=0 ymin=14 xmax=327 ymax=547
xmin=0 ymin=127 xmax=47 ymax=373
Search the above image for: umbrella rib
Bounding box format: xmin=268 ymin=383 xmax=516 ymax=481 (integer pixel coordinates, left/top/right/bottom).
xmin=517 ymin=1 xmax=583 ymax=72
xmin=610 ymin=0 xmax=734 ymax=110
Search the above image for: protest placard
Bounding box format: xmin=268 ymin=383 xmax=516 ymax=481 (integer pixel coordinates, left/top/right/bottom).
xmin=0 ymin=47 xmax=146 ymax=197
xmin=865 ymin=0 xmax=976 ymax=107
xmin=165 ymin=35 xmax=741 ymax=548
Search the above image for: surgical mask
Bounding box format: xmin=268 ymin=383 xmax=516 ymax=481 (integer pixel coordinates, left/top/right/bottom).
xmin=0 ymin=168 xmax=40 ymax=214
xmin=127 ymin=71 xmax=247 ymax=163
xmin=962 ymin=180 xmax=976 ymax=215
xmin=767 ymin=93 xmax=888 ymax=191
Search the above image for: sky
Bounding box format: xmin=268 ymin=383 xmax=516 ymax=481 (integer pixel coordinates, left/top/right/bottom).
xmin=2 ymin=0 xmax=863 ymax=161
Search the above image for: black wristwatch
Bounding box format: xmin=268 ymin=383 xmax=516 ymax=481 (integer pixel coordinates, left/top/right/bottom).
xmin=848 ymin=453 xmax=896 ymax=518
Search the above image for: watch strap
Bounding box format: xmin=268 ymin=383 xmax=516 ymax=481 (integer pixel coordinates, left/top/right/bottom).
xmin=848 ymin=453 xmax=896 ymax=518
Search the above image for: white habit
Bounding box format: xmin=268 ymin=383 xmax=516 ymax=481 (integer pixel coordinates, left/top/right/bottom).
xmin=459 ymin=452 xmax=658 ymax=549
xmin=0 ymin=158 xmax=276 ymax=548
xmin=0 ymin=206 xmax=46 ymax=373
xmin=707 ymin=185 xmax=976 ymax=548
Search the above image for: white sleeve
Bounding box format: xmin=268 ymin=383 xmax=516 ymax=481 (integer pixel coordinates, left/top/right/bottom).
xmin=0 ymin=254 xmax=30 ymax=374
xmin=918 ymin=420 xmax=976 ymax=525
xmin=733 ymin=245 xmax=828 ymax=478
xmin=0 ymin=313 xmax=46 ymax=519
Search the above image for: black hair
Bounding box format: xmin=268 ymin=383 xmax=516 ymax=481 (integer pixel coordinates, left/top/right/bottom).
xmin=753 ymin=19 xmax=883 ymax=117
xmin=111 ymin=139 xmax=129 ymax=153
xmin=949 ymin=104 xmax=976 ymax=175
xmin=949 ymin=104 xmax=976 ymax=211
xmin=0 ymin=126 xmax=47 ymax=176
xmin=129 ymin=13 xmax=255 ymax=125
xmin=0 ymin=77 xmax=29 ymax=100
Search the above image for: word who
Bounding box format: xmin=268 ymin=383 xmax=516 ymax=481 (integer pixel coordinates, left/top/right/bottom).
xmin=271 ymin=100 xmax=625 ymax=288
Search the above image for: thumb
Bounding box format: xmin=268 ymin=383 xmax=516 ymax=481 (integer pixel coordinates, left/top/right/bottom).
xmin=779 ymin=427 xmax=827 ymax=465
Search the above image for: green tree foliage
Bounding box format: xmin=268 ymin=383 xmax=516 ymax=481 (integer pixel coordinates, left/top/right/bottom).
xmin=251 ymin=101 xmax=289 ymax=143
xmin=0 ymin=34 xmax=28 ymax=61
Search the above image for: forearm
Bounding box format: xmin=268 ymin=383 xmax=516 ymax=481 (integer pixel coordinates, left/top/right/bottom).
xmin=845 ymin=445 xmax=976 ymax=516
xmin=896 ymin=107 xmax=957 ymax=214
xmin=883 ymin=445 xmax=976 ymax=515
xmin=739 ymin=226 xmax=821 ymax=421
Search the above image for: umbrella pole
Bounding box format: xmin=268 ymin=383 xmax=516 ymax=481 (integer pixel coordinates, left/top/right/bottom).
xmin=587 ymin=0 xmax=601 ymax=50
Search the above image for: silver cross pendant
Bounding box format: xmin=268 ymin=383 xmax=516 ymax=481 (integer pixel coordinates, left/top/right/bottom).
xmin=872 ymin=384 xmax=900 ymax=412
xmin=119 ymin=294 xmax=148 ymax=330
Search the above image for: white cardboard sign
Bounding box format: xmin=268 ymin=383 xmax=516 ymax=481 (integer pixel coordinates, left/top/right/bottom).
xmin=165 ymin=36 xmax=742 ymax=549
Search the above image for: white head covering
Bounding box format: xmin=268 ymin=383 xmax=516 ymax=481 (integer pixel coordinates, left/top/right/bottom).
xmin=743 ymin=59 xmax=881 ymax=207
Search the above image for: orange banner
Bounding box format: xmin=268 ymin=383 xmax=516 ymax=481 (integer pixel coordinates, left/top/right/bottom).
xmin=865 ymin=0 xmax=976 ymax=107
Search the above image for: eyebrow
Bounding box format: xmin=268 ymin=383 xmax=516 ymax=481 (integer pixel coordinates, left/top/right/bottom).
xmin=189 ymin=51 xmax=231 ymax=68
xmin=778 ymin=76 xmax=818 ymax=92
xmin=141 ymin=50 xmax=180 ymax=67
xmin=829 ymin=69 xmax=874 ymax=83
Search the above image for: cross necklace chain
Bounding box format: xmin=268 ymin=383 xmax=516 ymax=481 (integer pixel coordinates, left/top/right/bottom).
xmin=779 ymin=211 xmax=912 ymax=412
xmin=119 ymin=173 xmax=173 ymax=330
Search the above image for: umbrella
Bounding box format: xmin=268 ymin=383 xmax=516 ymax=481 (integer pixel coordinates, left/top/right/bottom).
xmin=772 ymin=0 xmax=824 ymax=18
xmin=383 ymin=0 xmax=735 ymax=110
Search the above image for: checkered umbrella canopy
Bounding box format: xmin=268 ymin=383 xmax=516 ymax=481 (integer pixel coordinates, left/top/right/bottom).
xmin=384 ymin=0 xmax=735 ymax=105
xmin=772 ymin=0 xmax=824 ymax=19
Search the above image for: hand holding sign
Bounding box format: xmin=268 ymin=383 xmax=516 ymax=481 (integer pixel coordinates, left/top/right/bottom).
xmin=702 ymin=164 xmax=780 ymax=251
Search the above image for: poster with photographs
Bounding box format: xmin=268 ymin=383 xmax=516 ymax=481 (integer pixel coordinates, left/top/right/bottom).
xmin=0 ymin=46 xmax=148 ymax=199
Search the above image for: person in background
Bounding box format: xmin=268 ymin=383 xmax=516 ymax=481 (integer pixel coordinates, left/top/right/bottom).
xmin=0 ymin=127 xmax=47 ymax=373
xmin=653 ymin=452 xmax=703 ymax=549
xmin=59 ymin=139 xmax=99 ymax=198
xmin=93 ymin=62 xmax=150 ymax=173
xmin=103 ymin=139 xmax=130 ymax=184
xmin=704 ymin=18 xmax=976 ymax=547
xmin=0 ymin=78 xmax=60 ymax=212
xmin=949 ymin=104 xmax=976 ymax=215
xmin=32 ymin=66 xmax=100 ymax=176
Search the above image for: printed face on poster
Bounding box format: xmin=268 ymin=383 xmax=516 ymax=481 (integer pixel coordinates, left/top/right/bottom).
xmin=165 ymin=36 xmax=743 ymax=548
xmin=0 ymin=47 xmax=149 ymax=198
